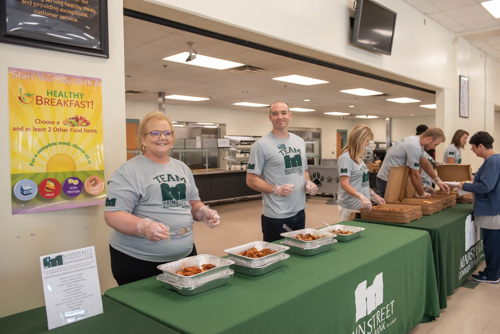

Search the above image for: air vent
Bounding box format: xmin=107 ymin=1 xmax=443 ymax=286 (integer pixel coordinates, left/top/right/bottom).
xmin=125 ymin=90 xmax=143 ymax=94
xmin=229 ymin=65 xmax=265 ymax=75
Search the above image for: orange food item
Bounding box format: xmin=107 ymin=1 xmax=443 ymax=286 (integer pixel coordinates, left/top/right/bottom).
xmin=332 ymin=229 xmax=354 ymax=235
xmin=238 ymin=247 xmax=276 ymax=258
xmin=295 ymin=233 xmax=325 ymax=241
xmin=176 ymin=264 xmax=216 ymax=276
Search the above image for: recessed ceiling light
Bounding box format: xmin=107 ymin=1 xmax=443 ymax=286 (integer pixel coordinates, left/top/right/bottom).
xmin=355 ymin=115 xmax=379 ymax=118
xmin=304 ymin=99 xmax=310 ymax=102
xmin=165 ymin=95 xmax=210 ymax=101
xmin=233 ymin=102 xmax=269 ymax=107
xmin=203 ymin=125 xmax=219 ymax=128
xmin=272 ymin=75 xmax=329 ymax=86
xmin=420 ymin=104 xmax=437 ymax=109
xmin=387 ymin=97 xmax=421 ymax=103
xmin=410 ymin=114 xmax=414 ymax=116
xmin=482 ymin=0 xmax=500 ymax=18
xmin=197 ymin=122 xmax=215 ymax=125
xmin=340 ymin=88 xmax=384 ymax=96
xmin=289 ymin=108 xmax=315 ymax=112
xmin=163 ymin=52 xmax=244 ymax=70
xmin=349 ymin=105 xmax=355 ymax=108
xmin=324 ymin=112 xmax=351 ymax=116
xmin=173 ymin=124 xmax=186 ymax=127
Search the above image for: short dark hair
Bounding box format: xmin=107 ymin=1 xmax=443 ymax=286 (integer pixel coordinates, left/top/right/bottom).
xmin=416 ymin=124 xmax=428 ymax=135
xmin=451 ymin=129 xmax=469 ymax=148
xmin=469 ymin=131 xmax=494 ymax=149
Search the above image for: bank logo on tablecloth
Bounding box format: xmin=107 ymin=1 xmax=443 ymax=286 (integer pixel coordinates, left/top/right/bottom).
xmin=459 ymin=214 xmax=484 ymax=280
xmin=353 ymin=272 xmax=396 ymax=334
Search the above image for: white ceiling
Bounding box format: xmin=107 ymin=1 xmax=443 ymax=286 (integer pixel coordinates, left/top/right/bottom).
xmin=402 ymin=0 xmax=500 ymax=61
xmin=124 ymin=16 xmax=439 ymax=119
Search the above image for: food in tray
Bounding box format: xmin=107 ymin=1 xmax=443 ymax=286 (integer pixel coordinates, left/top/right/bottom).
xmin=295 ymin=233 xmax=325 ymax=241
xmin=372 ymin=206 xmax=404 ymax=211
xmin=176 ymin=264 xmax=216 ymax=276
xmin=331 ymin=229 xmax=353 ymax=235
xmin=238 ymin=247 xmax=276 ymax=258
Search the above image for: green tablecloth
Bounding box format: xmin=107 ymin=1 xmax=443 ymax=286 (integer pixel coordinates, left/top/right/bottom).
xmin=356 ymin=203 xmax=484 ymax=309
xmin=105 ymin=222 xmax=440 ymax=334
xmin=0 ymin=295 xmax=179 ymax=334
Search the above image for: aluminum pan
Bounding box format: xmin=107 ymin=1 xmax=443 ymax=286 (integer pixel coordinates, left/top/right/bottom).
xmin=157 ymin=254 xmax=234 ymax=287
xmin=280 ymin=228 xmax=335 ymax=248
xmin=232 ymin=254 xmax=290 ymax=276
xmin=156 ymin=270 xmax=234 ymax=296
xmin=224 ymin=241 xmax=289 ymax=268
xmin=281 ymin=240 xmax=336 ymax=256
xmin=319 ymin=224 xmax=365 ymax=242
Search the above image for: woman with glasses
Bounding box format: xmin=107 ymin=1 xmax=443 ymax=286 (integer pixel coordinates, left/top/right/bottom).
xmin=337 ymin=124 xmax=385 ymax=222
xmin=104 ymin=111 xmax=220 ymax=285
xmin=459 ymin=132 xmax=500 ymax=284
xmin=443 ymin=129 xmax=469 ymax=164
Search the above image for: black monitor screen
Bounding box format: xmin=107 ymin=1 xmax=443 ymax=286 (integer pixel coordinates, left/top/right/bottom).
xmin=352 ymin=0 xmax=397 ymax=55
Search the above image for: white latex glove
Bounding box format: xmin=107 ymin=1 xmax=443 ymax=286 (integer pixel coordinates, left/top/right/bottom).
xmin=273 ymin=184 xmax=295 ymax=197
xmin=305 ymin=180 xmax=318 ymax=196
xmin=357 ymin=192 xmax=372 ymax=212
xmin=434 ymin=177 xmax=450 ymax=194
xmin=370 ymin=189 xmax=385 ymax=204
xmin=136 ymin=218 xmax=170 ymax=242
xmin=434 ymin=161 xmax=444 ymax=167
xmin=198 ymin=205 xmax=220 ymax=228
xmin=423 ymin=185 xmax=436 ymax=194
xmin=415 ymin=191 xmax=432 ymax=199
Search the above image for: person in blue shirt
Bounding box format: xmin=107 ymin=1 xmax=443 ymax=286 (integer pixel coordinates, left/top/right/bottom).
xmin=459 ymin=131 xmax=500 ymax=284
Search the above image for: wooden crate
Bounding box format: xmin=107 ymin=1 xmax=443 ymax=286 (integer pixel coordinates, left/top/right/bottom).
xmin=360 ymin=204 xmax=422 ymax=223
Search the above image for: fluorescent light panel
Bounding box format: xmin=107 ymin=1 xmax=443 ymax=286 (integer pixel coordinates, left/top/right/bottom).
xmin=163 ymin=52 xmax=244 ymax=70
xmin=420 ymin=104 xmax=436 ymax=109
xmin=386 ymin=97 xmax=421 ymax=103
xmin=272 ymin=75 xmax=329 ymax=86
xmin=290 ymin=108 xmax=315 ymax=112
xmin=482 ymin=1 xmax=500 ymax=18
xmin=355 ymin=115 xmax=378 ymax=118
xmin=165 ymin=94 xmax=210 ymax=101
xmin=324 ymin=112 xmax=350 ymax=116
xmin=340 ymin=88 xmax=383 ymax=96
xmin=233 ymin=102 xmax=269 ymax=107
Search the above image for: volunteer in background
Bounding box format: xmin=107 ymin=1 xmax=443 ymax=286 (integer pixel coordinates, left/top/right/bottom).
xmin=459 ymin=131 xmax=500 ymax=284
xmin=443 ymin=129 xmax=469 ymax=164
xmin=416 ymin=125 xmax=442 ymax=194
xmin=337 ymin=124 xmax=385 ymax=221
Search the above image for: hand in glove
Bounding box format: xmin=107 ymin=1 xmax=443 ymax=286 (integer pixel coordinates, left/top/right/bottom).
xmin=434 ymin=177 xmax=450 ymax=194
xmin=423 ymin=185 xmax=436 ymax=194
xmin=273 ymin=184 xmax=295 ymax=197
xmin=136 ymin=218 xmax=170 ymax=242
xmin=415 ymin=191 xmax=432 ymax=199
xmin=357 ymin=192 xmax=372 ymax=212
xmin=198 ymin=205 xmax=220 ymax=228
xmin=370 ymin=189 xmax=385 ymax=204
xmin=305 ymin=180 xmax=318 ymax=196
xmin=434 ymin=161 xmax=444 ymax=167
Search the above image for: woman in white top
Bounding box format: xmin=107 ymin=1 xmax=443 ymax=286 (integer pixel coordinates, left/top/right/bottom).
xmin=337 ymin=124 xmax=385 ymax=222
xmin=443 ymin=129 xmax=469 ymax=164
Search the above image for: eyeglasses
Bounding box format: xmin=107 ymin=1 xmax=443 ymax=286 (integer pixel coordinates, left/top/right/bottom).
xmin=146 ymin=130 xmax=173 ymax=139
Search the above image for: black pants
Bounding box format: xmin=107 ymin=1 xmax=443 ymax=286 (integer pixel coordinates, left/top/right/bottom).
xmin=261 ymin=209 xmax=306 ymax=242
xmin=109 ymin=244 xmax=197 ymax=286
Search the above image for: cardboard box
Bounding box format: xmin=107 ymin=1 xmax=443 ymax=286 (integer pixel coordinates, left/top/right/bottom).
xmin=360 ymin=204 xmax=423 ymax=223
xmin=385 ymin=166 xmax=444 ymax=215
xmin=430 ymin=193 xmax=457 ymax=208
xmin=366 ymin=162 xmax=380 ymax=173
xmin=436 ymin=164 xmax=473 ymax=200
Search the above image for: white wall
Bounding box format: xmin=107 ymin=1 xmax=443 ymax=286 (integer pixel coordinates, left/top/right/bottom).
xmin=0 ymin=1 xmax=126 ymax=317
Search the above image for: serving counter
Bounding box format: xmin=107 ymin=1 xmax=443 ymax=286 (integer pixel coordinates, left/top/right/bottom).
xmin=192 ymin=169 xmax=259 ymax=202
xmin=356 ymin=203 xmax=482 ymax=309
xmin=105 ymin=221 xmax=440 ymax=334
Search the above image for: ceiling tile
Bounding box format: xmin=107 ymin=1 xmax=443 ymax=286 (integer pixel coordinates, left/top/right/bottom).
xmin=433 ymin=0 xmax=477 ymax=11
xmin=463 ymin=20 xmax=499 ymax=31
xmin=456 ymin=12 xmax=496 ymax=24
xmin=446 ymin=4 xmax=487 ymax=18
xmin=428 ymin=12 xmax=452 ymax=21
xmin=415 ymin=3 xmax=441 ymax=14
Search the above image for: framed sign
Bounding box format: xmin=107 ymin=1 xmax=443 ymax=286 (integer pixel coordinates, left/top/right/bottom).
xmin=0 ymin=0 xmax=108 ymax=58
xmin=459 ymin=75 xmax=469 ymax=118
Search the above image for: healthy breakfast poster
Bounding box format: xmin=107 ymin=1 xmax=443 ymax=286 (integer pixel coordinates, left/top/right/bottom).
xmin=9 ymin=67 xmax=105 ymax=215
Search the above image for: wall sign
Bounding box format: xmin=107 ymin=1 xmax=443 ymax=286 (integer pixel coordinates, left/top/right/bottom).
xmin=459 ymin=75 xmax=469 ymax=118
xmin=9 ymin=67 xmax=105 ymax=214
xmin=0 ymin=0 xmax=108 ymax=58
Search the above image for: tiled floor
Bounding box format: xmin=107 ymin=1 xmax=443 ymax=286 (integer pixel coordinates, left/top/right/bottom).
xmin=193 ymin=196 xmax=499 ymax=334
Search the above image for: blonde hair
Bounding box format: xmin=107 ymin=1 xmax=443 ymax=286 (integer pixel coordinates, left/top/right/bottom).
xmin=340 ymin=124 xmax=374 ymax=164
xmin=421 ymin=127 xmax=446 ymax=142
xmin=137 ymin=111 xmax=175 ymax=153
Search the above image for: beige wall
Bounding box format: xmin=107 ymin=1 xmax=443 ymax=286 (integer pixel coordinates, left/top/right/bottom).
xmin=0 ymin=1 xmax=126 ymax=317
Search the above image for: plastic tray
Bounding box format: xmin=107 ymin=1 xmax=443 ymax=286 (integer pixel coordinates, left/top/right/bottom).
xmin=224 ymin=241 xmax=289 ymax=268
xmin=280 ymin=228 xmax=336 ymax=248
xmin=281 ymin=239 xmax=336 ymax=256
xmin=156 ymin=270 xmax=234 ymax=296
xmin=232 ymin=254 xmax=290 ymax=276
xmin=157 ymin=254 xmax=234 ymax=287
xmin=319 ymin=224 xmax=365 ymax=242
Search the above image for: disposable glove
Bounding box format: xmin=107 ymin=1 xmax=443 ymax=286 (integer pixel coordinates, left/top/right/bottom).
xmin=423 ymin=185 xmax=436 ymax=194
xmin=198 ymin=205 xmax=220 ymax=228
xmin=434 ymin=177 xmax=450 ymax=194
xmin=415 ymin=191 xmax=432 ymax=199
xmin=434 ymin=161 xmax=444 ymax=167
xmin=369 ymin=189 xmax=385 ymax=204
xmin=305 ymin=180 xmax=318 ymax=196
xmin=356 ymin=192 xmax=372 ymax=212
xmin=136 ymin=218 xmax=170 ymax=242
xmin=273 ymin=184 xmax=295 ymax=197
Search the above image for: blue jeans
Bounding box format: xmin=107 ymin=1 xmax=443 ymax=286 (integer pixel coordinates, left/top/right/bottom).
xmin=376 ymin=177 xmax=388 ymax=199
xmin=482 ymin=228 xmax=500 ymax=280
xmin=261 ymin=210 xmax=306 ymax=242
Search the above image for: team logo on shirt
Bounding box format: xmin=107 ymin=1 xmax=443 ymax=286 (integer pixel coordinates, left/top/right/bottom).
xmin=341 ymin=168 xmax=348 ymax=173
xmin=361 ymin=165 xmax=369 ymax=187
xmin=414 ymin=162 xmax=420 ymax=167
xmin=449 ymin=151 xmax=455 ymax=155
xmin=248 ymin=163 xmax=255 ymax=170
xmin=153 ymin=174 xmax=190 ymax=209
xmin=277 ymin=144 xmax=303 ymax=175
xmin=105 ymin=198 xmax=116 ymax=207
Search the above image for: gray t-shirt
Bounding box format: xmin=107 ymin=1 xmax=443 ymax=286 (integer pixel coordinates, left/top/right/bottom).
xmin=377 ymin=136 xmax=426 ymax=181
xmin=105 ymin=154 xmax=200 ymax=262
xmin=247 ymin=132 xmax=307 ymax=219
xmin=337 ymin=151 xmax=370 ymax=210
xmin=421 ymin=152 xmax=434 ymax=187
xmin=443 ymin=144 xmax=462 ymax=164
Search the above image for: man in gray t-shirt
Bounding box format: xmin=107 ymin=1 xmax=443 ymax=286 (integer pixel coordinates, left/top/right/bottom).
xmin=376 ymin=127 xmax=450 ymax=198
xmin=247 ymin=101 xmax=318 ymax=242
